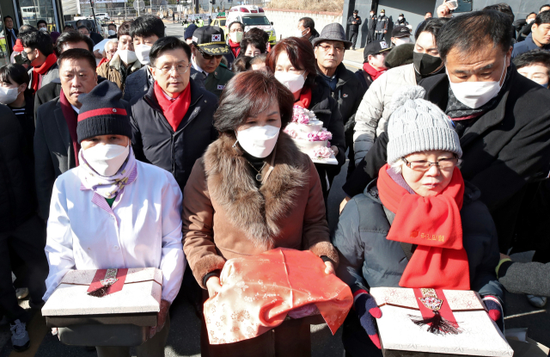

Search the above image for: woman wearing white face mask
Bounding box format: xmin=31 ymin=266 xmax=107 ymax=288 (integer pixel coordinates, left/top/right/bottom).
xmin=97 ymin=21 xmax=142 ymax=94
xmin=266 ymin=37 xmax=346 ymax=199
xmin=0 ymin=64 xmax=34 ymax=149
xmin=44 ymin=81 xmax=185 ymax=356
xmin=183 ymin=70 xmax=339 ymax=356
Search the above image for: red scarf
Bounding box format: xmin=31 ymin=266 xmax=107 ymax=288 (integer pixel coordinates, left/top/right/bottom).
xmin=294 ymin=87 xmax=312 ymax=109
xmin=377 ymin=164 xmax=470 ymax=290
xmin=228 ymin=39 xmax=241 ymax=58
xmin=31 ymin=53 xmax=57 ymax=93
xmin=153 ymin=82 xmax=192 ymax=132
xmin=59 ymin=91 xmax=80 ymax=166
xmin=363 ymin=63 xmax=386 ymax=81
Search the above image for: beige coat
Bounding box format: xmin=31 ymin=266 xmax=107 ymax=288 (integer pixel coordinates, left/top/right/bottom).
xmin=96 ymin=53 xmax=142 ymax=94
xmin=183 ymin=133 xmax=339 ymax=289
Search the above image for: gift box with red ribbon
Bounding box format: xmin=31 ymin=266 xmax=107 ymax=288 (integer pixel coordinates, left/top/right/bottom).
xmin=369 ymin=287 xmax=514 ymax=357
xmin=42 ymin=268 xmax=162 ymax=328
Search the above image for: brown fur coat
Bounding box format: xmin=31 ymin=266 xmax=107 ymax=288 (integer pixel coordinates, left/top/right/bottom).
xmin=183 ymin=133 xmax=338 ymax=288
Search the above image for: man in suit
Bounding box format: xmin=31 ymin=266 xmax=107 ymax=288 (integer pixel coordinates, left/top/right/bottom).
xmin=34 ymin=31 xmax=95 ymax=119
xmin=4 ymin=16 xmax=18 ymax=54
xmin=34 ymin=48 xmax=98 ymax=220
xmin=190 ymin=26 xmax=234 ymax=97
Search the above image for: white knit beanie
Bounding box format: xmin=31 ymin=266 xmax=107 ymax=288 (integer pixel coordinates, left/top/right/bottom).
xmin=386 ymin=86 xmax=462 ymax=164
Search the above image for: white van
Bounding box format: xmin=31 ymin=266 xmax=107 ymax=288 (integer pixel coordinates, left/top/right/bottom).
xmin=226 ymin=5 xmax=276 ymax=44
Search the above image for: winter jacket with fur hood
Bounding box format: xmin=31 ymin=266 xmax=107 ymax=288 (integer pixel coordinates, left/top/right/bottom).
xmin=183 ymin=133 xmax=339 ymax=289
xmin=353 ymin=63 xmax=416 ymax=166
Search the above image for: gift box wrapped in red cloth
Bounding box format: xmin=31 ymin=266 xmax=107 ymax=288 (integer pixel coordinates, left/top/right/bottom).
xmin=203 ymin=248 xmax=353 ymax=344
xmin=42 ymin=268 xmax=162 ymax=327
xmin=369 ymin=287 xmax=514 ymax=357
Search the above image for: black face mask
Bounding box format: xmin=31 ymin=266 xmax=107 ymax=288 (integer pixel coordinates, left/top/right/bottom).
xmin=413 ymin=51 xmax=443 ymax=77
xmin=15 ymin=51 xmax=31 ymax=66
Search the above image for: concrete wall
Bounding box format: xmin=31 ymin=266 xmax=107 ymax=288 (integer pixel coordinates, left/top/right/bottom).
xmin=264 ymin=8 xmax=342 ymax=41
xmin=472 ymin=0 xmax=549 ymax=19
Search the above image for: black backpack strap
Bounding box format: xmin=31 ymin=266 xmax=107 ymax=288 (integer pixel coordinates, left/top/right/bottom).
xmin=382 ymin=206 xmax=415 ymax=260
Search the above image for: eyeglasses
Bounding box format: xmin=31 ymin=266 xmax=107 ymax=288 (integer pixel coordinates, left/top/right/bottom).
xmin=317 ymin=43 xmax=345 ymax=53
xmin=402 ymin=156 xmax=458 ymax=172
xmin=199 ymin=49 xmax=223 ymax=60
xmin=154 ymin=63 xmax=190 ymax=75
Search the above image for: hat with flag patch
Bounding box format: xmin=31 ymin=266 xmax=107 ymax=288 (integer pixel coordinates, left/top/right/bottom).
xmin=192 ymin=26 xmax=229 ymax=56
xmin=76 ymin=81 xmax=131 ymax=143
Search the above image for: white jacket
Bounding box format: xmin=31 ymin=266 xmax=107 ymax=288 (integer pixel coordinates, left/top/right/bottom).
xmin=44 ymin=160 xmax=185 ymax=304
xmin=353 ymin=63 xmax=416 ymax=165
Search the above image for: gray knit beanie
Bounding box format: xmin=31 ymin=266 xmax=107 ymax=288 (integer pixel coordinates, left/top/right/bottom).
xmin=386 ymin=86 xmax=462 ymax=164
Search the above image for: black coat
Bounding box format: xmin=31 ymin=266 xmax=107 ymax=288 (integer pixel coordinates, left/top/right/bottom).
xmin=5 ymin=27 xmax=18 ymax=54
xmin=0 ymin=104 xmax=36 ymax=232
xmin=309 ymin=77 xmax=346 ymax=195
xmin=347 ymin=15 xmax=362 ymax=33
xmin=130 ymin=79 xmax=218 ymax=193
xmin=342 ymin=65 xmax=550 ymax=251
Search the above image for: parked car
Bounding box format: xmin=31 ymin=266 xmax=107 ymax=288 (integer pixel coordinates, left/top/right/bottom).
xmin=94 ymin=13 xmax=110 ymax=21
xmin=226 ymin=5 xmax=276 ymax=45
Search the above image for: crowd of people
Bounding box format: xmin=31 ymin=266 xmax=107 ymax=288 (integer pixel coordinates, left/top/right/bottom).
xmin=1 ymin=2 xmax=550 ymax=356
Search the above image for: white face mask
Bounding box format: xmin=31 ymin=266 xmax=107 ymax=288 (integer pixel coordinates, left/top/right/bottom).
xmin=394 ymin=37 xmax=410 ymax=46
xmin=380 ymin=12 xmax=385 ymax=16
xmin=39 ymin=27 xmax=48 ymax=32
xmin=295 ymin=29 xmax=304 ymax=37
xmin=135 ymin=44 xmax=152 ymax=65
xmin=236 ymin=125 xmax=280 ymax=158
xmin=118 ymin=49 xmax=137 ymax=64
xmin=108 ymin=30 xmax=116 ymax=36
xmin=274 ymin=71 xmax=306 ymax=94
xmin=82 ymin=144 xmax=129 ymax=177
xmin=398 ymin=16 xmax=404 ymax=20
xmin=448 ymin=56 xmax=507 ymax=109
xmin=0 ymin=86 xmax=20 ymax=105
xmin=230 ymin=31 xmax=243 ymax=43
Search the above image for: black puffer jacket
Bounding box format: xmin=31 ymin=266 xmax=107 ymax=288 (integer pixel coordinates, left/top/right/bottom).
xmin=334 ymin=179 xmax=503 ymax=299
xmin=130 ymin=79 xmax=218 ymax=193
xmin=0 ymin=104 xmax=36 ymax=232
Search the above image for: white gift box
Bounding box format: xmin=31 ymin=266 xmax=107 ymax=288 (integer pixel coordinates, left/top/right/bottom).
xmin=369 ymin=287 xmax=514 ymax=357
xmin=42 ymin=268 xmax=162 ymax=327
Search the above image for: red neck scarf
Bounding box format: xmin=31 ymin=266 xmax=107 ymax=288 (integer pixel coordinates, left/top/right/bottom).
xmin=363 ymin=62 xmax=386 ymax=81
xmin=97 ymin=57 xmax=109 ymax=68
xmin=153 ymin=82 xmax=192 ymax=132
xmin=59 ymin=91 xmax=80 ymax=166
xmin=31 ymin=53 xmax=57 ymax=93
xmin=377 ymin=164 xmax=470 ymax=290
xmin=294 ymin=87 xmax=312 ymax=109
xmin=228 ymin=39 xmax=241 ymax=58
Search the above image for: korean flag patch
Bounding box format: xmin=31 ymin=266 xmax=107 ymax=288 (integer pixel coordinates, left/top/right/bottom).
xmin=217 ymin=85 xmax=225 ymax=90
xmin=212 ymin=34 xmax=221 ymax=42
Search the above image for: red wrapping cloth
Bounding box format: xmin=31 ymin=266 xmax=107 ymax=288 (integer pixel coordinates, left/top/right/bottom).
xmin=363 ymin=62 xmax=386 ymax=81
xmin=203 ymin=248 xmax=353 ymax=344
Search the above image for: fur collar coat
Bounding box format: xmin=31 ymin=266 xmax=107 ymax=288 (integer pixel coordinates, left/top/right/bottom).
xmin=183 ymin=133 xmax=338 ymax=288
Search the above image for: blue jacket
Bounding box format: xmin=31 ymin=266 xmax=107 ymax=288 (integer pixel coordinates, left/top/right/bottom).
xmin=333 ymin=179 xmax=504 ymax=301
xmin=512 ymin=33 xmax=550 ymax=58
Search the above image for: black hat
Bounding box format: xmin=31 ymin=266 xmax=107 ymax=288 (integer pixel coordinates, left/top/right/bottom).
xmin=77 ymin=81 xmax=131 ymax=143
xmin=312 ymin=23 xmax=352 ymax=49
xmin=184 ymin=23 xmax=198 ymax=40
xmin=363 ymin=40 xmax=391 ymax=61
xmin=391 ymin=25 xmax=411 ymax=38
xmin=192 ymin=26 xmax=229 ymax=55
xmin=399 ymin=13 xmax=404 ymax=16
xmin=353 ymin=9 xmax=358 ymax=13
